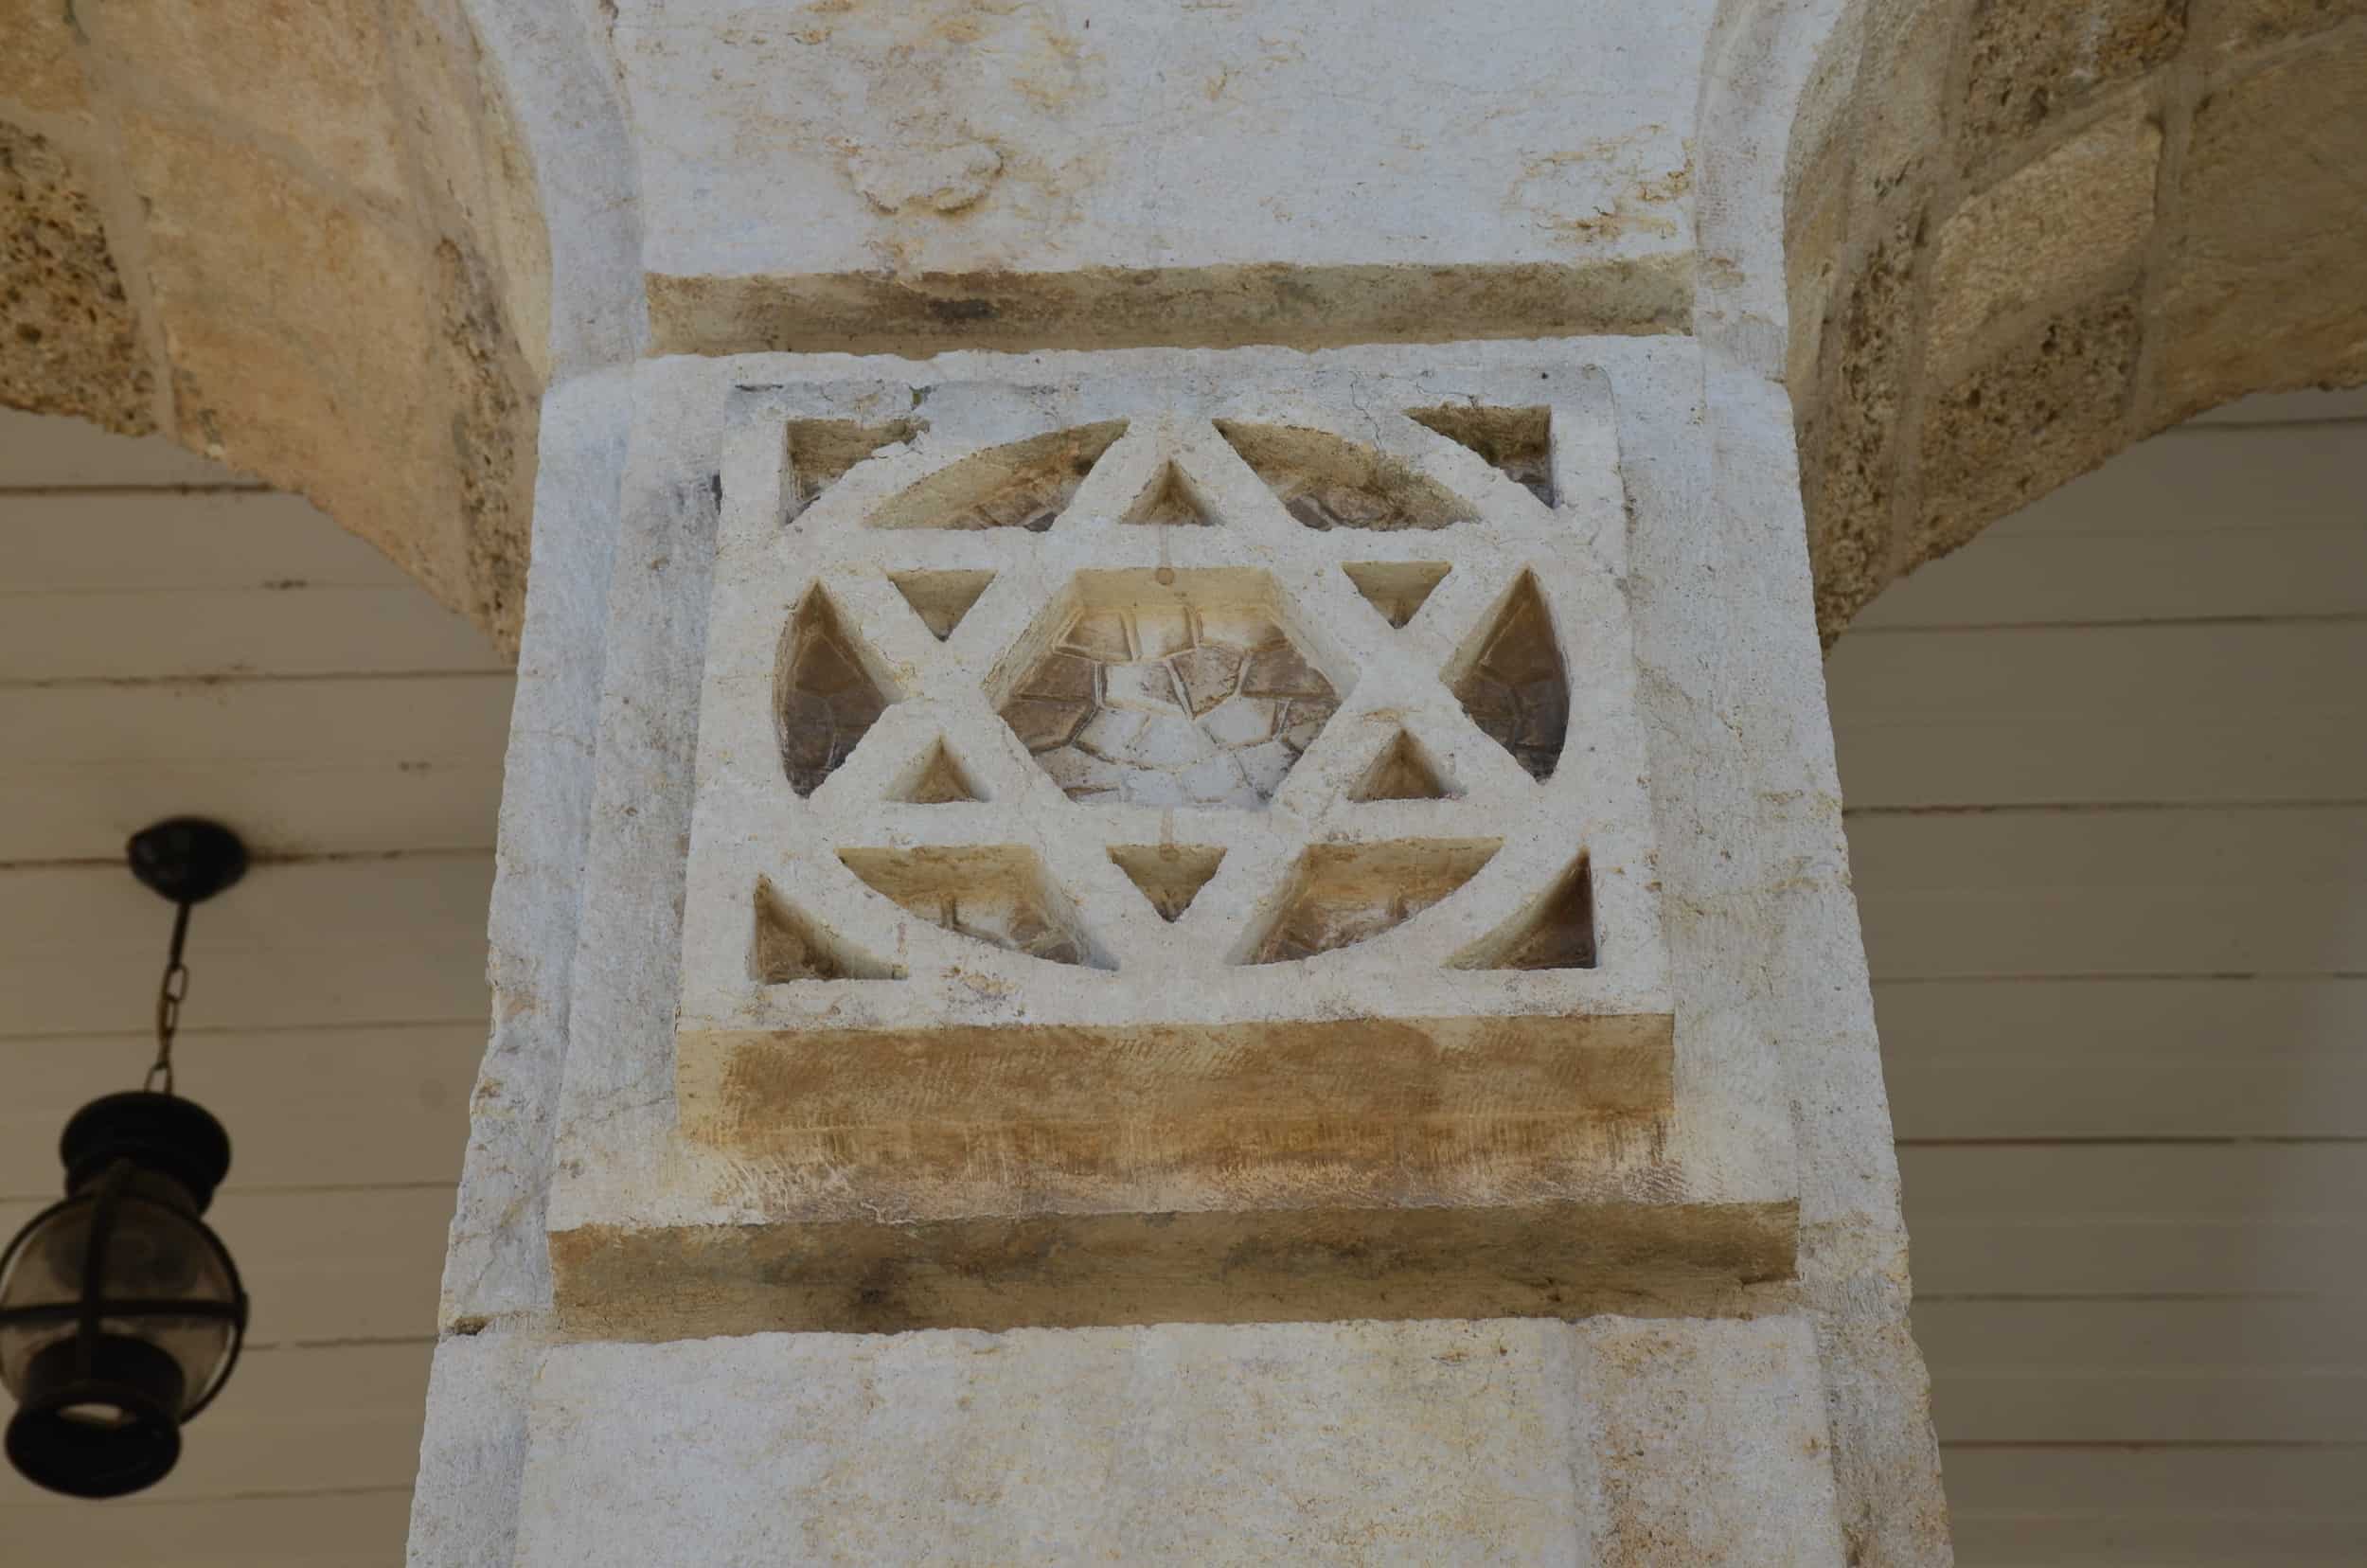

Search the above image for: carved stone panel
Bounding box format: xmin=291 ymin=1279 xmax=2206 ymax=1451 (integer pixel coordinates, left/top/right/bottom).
xmin=566 ymin=355 xmax=1792 ymax=1336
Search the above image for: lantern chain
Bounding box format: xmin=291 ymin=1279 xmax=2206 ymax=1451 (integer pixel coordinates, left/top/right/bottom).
xmin=147 ymin=900 xmax=193 ymax=1096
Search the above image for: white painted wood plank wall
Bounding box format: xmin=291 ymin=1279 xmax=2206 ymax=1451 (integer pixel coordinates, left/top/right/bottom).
xmin=1829 ymin=388 xmax=2367 ymax=1566
xmin=0 ymin=411 xmax=502 ymax=1563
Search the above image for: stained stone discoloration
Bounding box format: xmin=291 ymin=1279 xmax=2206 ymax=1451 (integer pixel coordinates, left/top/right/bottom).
xmin=0 ymin=124 xmax=151 ymax=434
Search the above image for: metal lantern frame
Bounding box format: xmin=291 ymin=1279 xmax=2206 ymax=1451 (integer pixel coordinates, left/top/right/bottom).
xmin=0 ymin=1155 xmax=252 ymax=1491
xmin=0 ymin=818 xmax=256 ymax=1499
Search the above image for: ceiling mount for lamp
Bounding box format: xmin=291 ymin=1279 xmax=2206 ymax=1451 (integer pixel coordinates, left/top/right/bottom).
xmin=0 ymin=819 xmax=253 ymax=1500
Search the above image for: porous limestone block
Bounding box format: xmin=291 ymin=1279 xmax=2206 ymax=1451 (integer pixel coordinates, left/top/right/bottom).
xmin=620 ymin=0 xmax=1714 ymax=352
xmin=1926 ymin=98 xmax=2161 ymax=382
xmin=545 ymin=345 xmax=1798 ymax=1339
xmin=509 ymin=1315 xmax=1846 ymax=1566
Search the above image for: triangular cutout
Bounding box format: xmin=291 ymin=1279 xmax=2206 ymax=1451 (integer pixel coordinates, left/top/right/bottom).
xmin=889 ymin=568 xmax=995 ymax=640
xmin=840 ymin=846 xmax=1112 ymax=969
xmin=1108 ymin=845 xmax=1226 ymax=922
xmin=753 ymin=880 xmax=904 ymax=981
xmin=870 ymin=421 xmax=1127 ymax=531
xmin=1343 ymin=561 xmax=1450 ymax=630
xmin=784 ymin=418 xmax=920 ymax=515
xmin=1212 ymin=419 xmax=1468 ymax=531
xmin=890 ymin=739 xmax=986 ymax=804
xmin=1245 ymin=840 xmax=1499 ymax=964
xmin=1121 ymin=461 xmax=1217 ymax=526
xmin=777 ymin=587 xmax=898 ymax=795
xmin=1406 ymin=404 xmax=1554 ymax=506
xmin=1452 ymin=854 xmax=1594 ymax=971
xmin=1350 ymin=732 xmax=1454 ymax=802
xmin=1450 ymin=572 xmax=1566 ymax=782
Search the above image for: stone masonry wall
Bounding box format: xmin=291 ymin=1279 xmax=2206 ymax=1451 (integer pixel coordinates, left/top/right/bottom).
xmin=0 ymin=0 xmax=550 ymax=649
xmin=1788 ymin=0 xmax=2367 ymax=637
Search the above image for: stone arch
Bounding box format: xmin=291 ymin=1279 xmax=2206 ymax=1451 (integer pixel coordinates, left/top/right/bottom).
xmin=0 ymin=0 xmax=640 ymax=652
xmin=1704 ymin=0 xmax=2367 ymax=640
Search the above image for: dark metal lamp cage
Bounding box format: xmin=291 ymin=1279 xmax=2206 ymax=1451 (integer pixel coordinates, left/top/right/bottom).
xmin=0 ymin=819 xmax=252 ymax=1499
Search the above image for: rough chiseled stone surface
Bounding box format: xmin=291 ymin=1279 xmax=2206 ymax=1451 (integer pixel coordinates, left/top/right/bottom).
xmin=0 ymin=124 xmax=151 ymax=433
xmin=1960 ymin=0 xmax=2186 ymax=146
xmin=1788 ymin=0 xmax=2367 ymax=638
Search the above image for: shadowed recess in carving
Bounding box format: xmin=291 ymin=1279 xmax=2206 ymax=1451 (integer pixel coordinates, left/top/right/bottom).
xmin=1454 ymin=853 xmax=1595 ymax=971
xmin=1120 ymin=461 xmax=1218 ymax=526
xmin=889 ymin=739 xmax=988 ymax=804
xmin=1342 ymin=561 xmax=1450 ymax=629
xmin=1107 ymin=845 xmax=1227 ymax=922
xmin=1406 ymin=404 xmax=1555 ymax=506
xmin=839 ymin=846 xmax=1111 ymax=969
xmin=888 ymin=568 xmax=996 ymax=640
xmin=1212 ymin=420 xmax=1471 ymax=531
xmin=776 ymin=587 xmax=899 ymax=795
xmin=867 ymin=421 xmax=1126 ymax=530
xmin=752 ymin=880 xmax=905 ymax=982
xmin=1450 ymin=572 xmax=1567 ymax=781
xmin=1350 ymin=731 xmax=1456 ymax=802
xmin=998 ymin=578 xmax=1340 ymax=809
xmin=1244 ymin=840 xmax=1499 ymax=965
xmin=784 ymin=417 xmax=920 ymax=515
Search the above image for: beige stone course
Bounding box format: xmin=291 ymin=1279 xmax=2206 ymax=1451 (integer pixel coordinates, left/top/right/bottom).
xmin=81 ymin=0 xmax=411 ymax=202
xmin=1961 ymin=0 xmax=2186 ymax=148
xmin=1927 ymin=98 xmax=2161 ymax=381
xmin=2162 ymin=34 xmax=2367 ymax=416
xmin=2200 ymin=0 xmax=2367 ymax=54
xmin=1919 ymin=292 xmax=2144 ymax=557
xmin=0 ymin=0 xmax=90 ymax=115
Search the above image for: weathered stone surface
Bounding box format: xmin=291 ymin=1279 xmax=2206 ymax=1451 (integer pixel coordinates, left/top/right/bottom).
xmin=1806 ymin=211 xmax=1920 ymax=635
xmin=1918 ymin=293 xmax=2144 ymax=557
xmin=618 ymin=0 xmax=1711 ymax=290
xmin=510 ymin=1316 xmax=1844 ymax=1566
xmin=1584 ymin=1318 xmax=1848 ymax=1565
xmin=0 ymin=123 xmax=151 ymax=433
xmin=1852 ymin=0 xmax=1958 ymax=213
xmin=435 ymin=235 xmax=540 ymax=651
xmin=1961 ymin=0 xmax=2187 ymax=149
xmin=122 ymin=112 xmax=461 ymax=596
xmin=2199 ymin=0 xmax=2367 ymax=54
xmin=1927 ymin=98 xmax=2160 ymax=380
xmin=2160 ymin=36 xmax=2367 ymax=417
xmin=85 ymin=0 xmax=409 ymax=202
xmin=0 ymin=0 xmax=89 ymax=113
xmin=391 ymin=0 xmax=555 ymax=388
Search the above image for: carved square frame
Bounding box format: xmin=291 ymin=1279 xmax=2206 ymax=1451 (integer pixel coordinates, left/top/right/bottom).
xmin=549 ymin=353 xmax=1799 ymax=1335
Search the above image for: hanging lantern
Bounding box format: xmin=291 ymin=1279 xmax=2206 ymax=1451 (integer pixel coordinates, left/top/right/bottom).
xmin=0 ymin=820 xmax=252 ymax=1499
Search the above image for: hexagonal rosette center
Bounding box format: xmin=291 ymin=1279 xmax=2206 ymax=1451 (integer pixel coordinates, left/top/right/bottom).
xmin=991 ymin=568 xmax=1343 ymax=809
